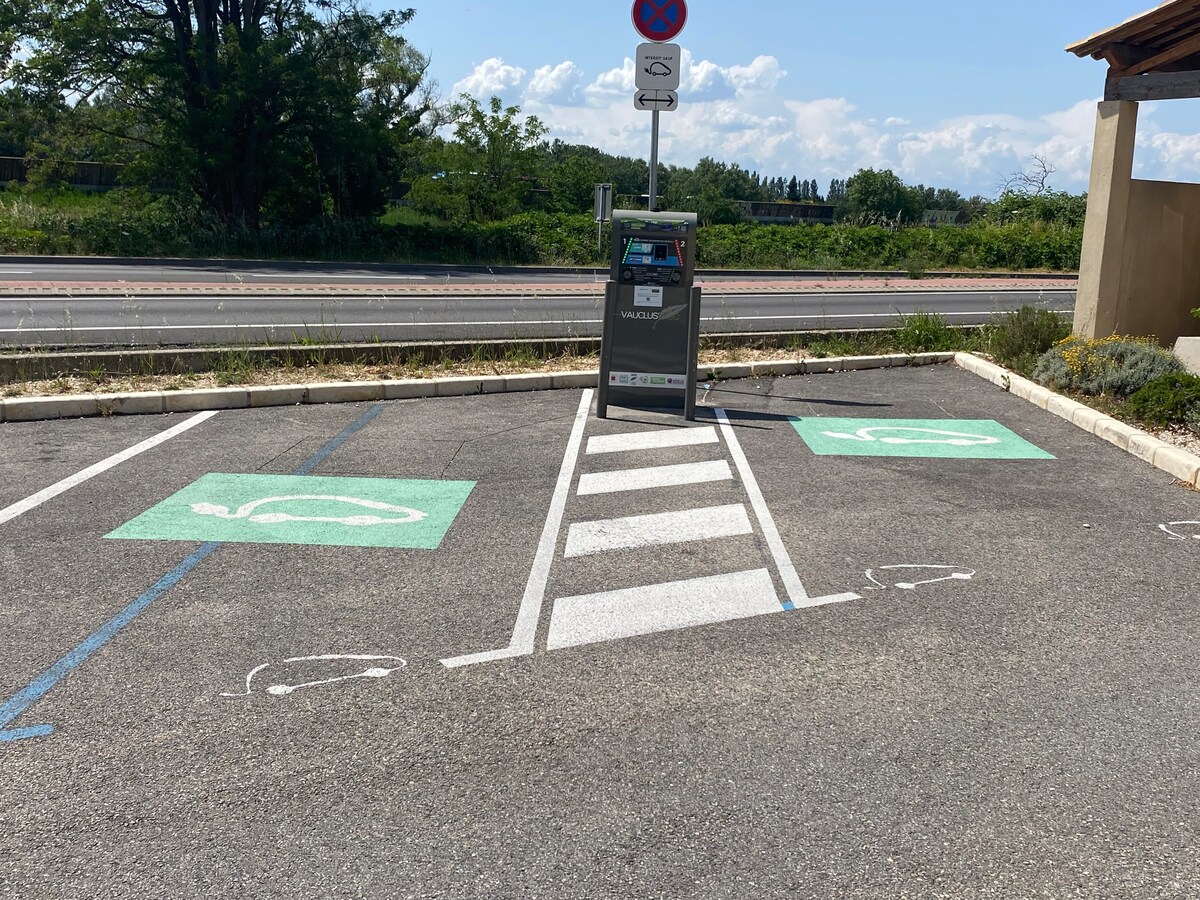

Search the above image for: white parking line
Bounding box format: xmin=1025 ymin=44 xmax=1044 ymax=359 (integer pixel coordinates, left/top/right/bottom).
xmin=440 ymin=389 xmax=594 ymax=669
xmin=0 ymin=411 xmax=219 ymax=526
xmin=714 ymin=407 xmax=861 ymax=611
xmin=577 ymin=460 xmax=732 ymax=496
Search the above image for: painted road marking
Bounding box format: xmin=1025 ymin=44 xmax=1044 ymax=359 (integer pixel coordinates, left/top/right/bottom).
xmin=586 ymin=426 xmax=718 ymax=455
xmin=789 ymin=417 xmax=1055 ymax=460
xmin=0 ymin=411 xmax=219 ymax=527
xmin=0 ymin=405 xmax=386 ymax=744
xmin=106 ymin=473 xmax=473 ymax=549
xmin=577 ymin=460 xmax=732 ymax=496
xmin=1160 ymin=521 xmax=1200 ymax=541
xmin=244 ymin=273 xmax=428 ymax=280
xmin=563 ymin=503 xmax=752 ymax=558
xmin=716 ymin=408 xmax=862 ymax=611
xmin=221 ymin=654 xmax=407 ymax=697
xmin=546 ymin=569 xmax=783 ymax=651
xmin=863 ymin=564 xmax=976 ymax=591
xmin=0 ymin=309 xmax=1077 ymax=339
xmin=440 ymin=389 xmax=595 ymax=669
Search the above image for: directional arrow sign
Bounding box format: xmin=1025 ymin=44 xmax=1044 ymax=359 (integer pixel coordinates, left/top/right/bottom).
xmin=634 ymin=90 xmax=679 ymax=112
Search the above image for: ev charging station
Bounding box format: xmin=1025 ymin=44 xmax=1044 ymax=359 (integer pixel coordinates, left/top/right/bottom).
xmin=597 ymin=210 xmax=701 ymax=421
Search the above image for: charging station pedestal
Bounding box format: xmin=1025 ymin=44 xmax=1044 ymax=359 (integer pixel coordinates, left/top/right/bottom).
xmin=597 ymin=210 xmax=700 ymax=420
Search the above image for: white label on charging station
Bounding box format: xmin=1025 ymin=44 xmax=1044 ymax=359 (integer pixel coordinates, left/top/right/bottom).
xmin=634 ymin=286 xmax=664 ymax=308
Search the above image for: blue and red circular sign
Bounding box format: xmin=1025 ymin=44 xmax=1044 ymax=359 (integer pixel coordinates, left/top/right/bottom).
xmin=631 ymin=0 xmax=687 ymax=42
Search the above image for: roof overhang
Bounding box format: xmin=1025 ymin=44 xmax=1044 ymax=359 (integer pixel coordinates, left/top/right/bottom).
xmin=1068 ymin=0 xmax=1200 ymax=77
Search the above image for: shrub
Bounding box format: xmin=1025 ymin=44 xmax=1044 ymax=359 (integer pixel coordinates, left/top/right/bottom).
xmin=986 ymin=305 xmax=1071 ymax=374
xmin=1125 ymin=372 xmax=1200 ymax=428
xmin=1033 ymin=335 xmax=1184 ymax=397
xmin=894 ymin=311 xmax=962 ymax=352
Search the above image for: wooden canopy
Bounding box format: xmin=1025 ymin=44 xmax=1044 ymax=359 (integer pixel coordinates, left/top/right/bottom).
xmin=1068 ymin=0 xmax=1200 ymax=99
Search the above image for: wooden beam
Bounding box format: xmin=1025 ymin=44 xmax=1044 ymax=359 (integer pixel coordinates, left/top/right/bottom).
xmin=1114 ymin=28 xmax=1200 ymax=76
xmin=1106 ymin=69 xmax=1200 ymax=101
xmin=1105 ymin=41 xmax=1155 ymax=70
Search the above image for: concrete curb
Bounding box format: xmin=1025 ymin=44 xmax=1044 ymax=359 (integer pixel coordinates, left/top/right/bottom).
xmin=954 ymin=352 xmax=1200 ymax=488
xmin=0 ymin=352 xmax=955 ymax=425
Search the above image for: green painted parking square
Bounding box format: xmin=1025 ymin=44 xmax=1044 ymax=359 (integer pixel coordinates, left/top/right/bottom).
xmin=788 ymin=417 xmax=1055 ymax=460
xmin=106 ymin=473 xmax=476 ymax=549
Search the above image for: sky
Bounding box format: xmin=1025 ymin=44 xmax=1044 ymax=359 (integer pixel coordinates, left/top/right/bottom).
xmin=398 ymin=0 xmax=1200 ymax=198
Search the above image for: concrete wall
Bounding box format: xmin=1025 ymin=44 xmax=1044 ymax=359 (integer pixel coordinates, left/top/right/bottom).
xmin=1117 ymin=179 xmax=1200 ymax=343
xmin=1075 ymin=101 xmax=1200 ymax=345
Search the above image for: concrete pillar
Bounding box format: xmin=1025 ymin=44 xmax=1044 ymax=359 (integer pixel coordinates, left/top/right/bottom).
xmin=1075 ymin=100 xmax=1138 ymax=338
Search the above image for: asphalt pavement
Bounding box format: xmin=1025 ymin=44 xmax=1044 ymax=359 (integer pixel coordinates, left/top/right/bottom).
xmin=1 ymin=364 xmax=1198 ymax=898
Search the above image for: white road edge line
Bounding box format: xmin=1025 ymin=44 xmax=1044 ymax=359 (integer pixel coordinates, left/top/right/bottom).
xmin=0 ymin=410 xmax=220 ymax=526
xmin=244 ymin=274 xmax=428 ymax=280
xmin=0 ymin=310 xmax=1076 ymax=336
xmin=440 ymin=389 xmax=594 ymax=669
xmin=714 ymin=407 xmax=861 ymax=610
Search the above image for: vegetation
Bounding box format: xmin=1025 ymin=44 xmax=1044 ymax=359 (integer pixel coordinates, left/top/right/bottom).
xmin=1033 ymin=335 xmax=1184 ymax=398
xmin=986 ymin=306 xmax=1072 ymax=375
xmin=1125 ymin=373 xmax=1200 ymax=431
xmin=1 ymin=0 xmax=1087 ymax=268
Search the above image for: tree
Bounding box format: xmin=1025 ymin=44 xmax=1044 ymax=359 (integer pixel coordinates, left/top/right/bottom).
xmin=411 ymin=95 xmax=547 ymax=222
xmin=845 ymin=168 xmax=923 ymax=223
xmin=809 ymin=179 xmax=822 ymax=203
xmin=2 ymin=0 xmax=436 ymax=224
xmin=786 ymin=175 xmax=800 ymax=202
xmin=1000 ymin=153 xmax=1057 ymax=197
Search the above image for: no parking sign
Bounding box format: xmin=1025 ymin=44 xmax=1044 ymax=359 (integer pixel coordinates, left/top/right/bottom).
xmin=631 ymin=0 xmax=687 ymax=42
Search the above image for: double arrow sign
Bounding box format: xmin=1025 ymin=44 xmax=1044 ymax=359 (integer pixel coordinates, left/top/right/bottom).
xmin=635 ymin=90 xmax=678 ymax=112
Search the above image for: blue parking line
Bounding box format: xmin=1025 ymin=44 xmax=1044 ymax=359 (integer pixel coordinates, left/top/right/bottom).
xmin=0 ymin=403 xmax=387 ymax=745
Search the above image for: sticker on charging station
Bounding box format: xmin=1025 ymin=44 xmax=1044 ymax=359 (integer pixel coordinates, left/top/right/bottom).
xmin=610 ymin=371 xmax=687 ymax=390
xmin=634 ymin=285 xmax=664 ymax=308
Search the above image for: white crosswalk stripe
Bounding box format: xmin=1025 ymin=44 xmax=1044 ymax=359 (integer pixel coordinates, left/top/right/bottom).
xmin=576 ymin=460 xmax=733 ymax=496
xmin=586 ymin=426 xmax=718 ymax=455
xmin=547 ymin=569 xmax=782 ymax=650
xmin=564 ymin=503 xmax=752 ymax=558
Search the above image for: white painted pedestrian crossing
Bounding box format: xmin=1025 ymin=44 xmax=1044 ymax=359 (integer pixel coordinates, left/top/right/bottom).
xmin=586 ymin=426 xmax=718 ymax=456
xmin=546 ymin=569 xmax=783 ymax=651
xmin=576 ymin=460 xmax=733 ymax=496
xmin=563 ymin=503 xmax=753 ymax=558
xmin=442 ymin=399 xmax=861 ymax=670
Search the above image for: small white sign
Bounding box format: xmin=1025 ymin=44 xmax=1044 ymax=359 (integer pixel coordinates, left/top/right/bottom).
xmin=634 ymin=90 xmax=679 ymax=112
xmin=634 ymin=285 xmax=664 ymax=308
xmin=635 ymin=42 xmax=681 ymax=91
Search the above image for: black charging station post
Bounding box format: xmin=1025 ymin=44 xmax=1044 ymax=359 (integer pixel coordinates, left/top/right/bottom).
xmin=597 ymin=209 xmax=701 ymax=421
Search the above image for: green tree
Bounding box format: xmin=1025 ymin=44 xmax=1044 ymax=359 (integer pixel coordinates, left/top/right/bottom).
xmin=412 ymin=95 xmax=548 ymax=222
xmin=2 ymin=0 xmax=435 ymax=224
xmin=845 ymin=168 xmax=923 ymax=223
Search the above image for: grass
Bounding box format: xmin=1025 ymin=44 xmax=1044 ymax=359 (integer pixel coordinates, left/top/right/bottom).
xmin=0 ymin=324 xmax=978 ymax=399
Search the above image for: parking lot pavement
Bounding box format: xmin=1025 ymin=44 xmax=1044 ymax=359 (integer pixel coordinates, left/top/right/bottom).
xmin=2 ymin=364 xmax=1199 ymax=898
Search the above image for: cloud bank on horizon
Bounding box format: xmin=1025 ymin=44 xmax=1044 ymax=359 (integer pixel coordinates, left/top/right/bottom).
xmin=451 ymin=51 xmax=1200 ymax=197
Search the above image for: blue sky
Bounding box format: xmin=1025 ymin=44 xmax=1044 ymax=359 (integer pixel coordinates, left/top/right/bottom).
xmin=401 ymin=1 xmax=1200 ymax=196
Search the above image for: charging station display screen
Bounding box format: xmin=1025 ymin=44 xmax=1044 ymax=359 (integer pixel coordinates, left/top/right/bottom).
xmin=622 ymin=238 xmax=684 ymax=268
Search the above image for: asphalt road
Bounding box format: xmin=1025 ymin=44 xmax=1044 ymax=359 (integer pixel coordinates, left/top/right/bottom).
xmin=0 ymin=259 xmax=1075 ymax=345
xmin=1 ymin=365 xmax=1198 ymax=897
xmin=0 ymin=257 xmax=1077 ymax=286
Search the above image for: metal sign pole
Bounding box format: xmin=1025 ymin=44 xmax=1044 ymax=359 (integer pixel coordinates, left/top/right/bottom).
xmin=648 ymin=110 xmax=660 ymax=211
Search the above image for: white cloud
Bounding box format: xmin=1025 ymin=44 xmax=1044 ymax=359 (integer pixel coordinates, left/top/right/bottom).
xmin=526 ymin=61 xmax=583 ymax=105
xmin=451 ymin=58 xmax=527 ymax=100
xmin=443 ymin=52 xmax=1200 ymax=194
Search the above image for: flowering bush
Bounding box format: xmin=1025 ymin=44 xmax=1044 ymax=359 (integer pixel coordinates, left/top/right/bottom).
xmin=1033 ymin=335 xmax=1184 ymax=397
